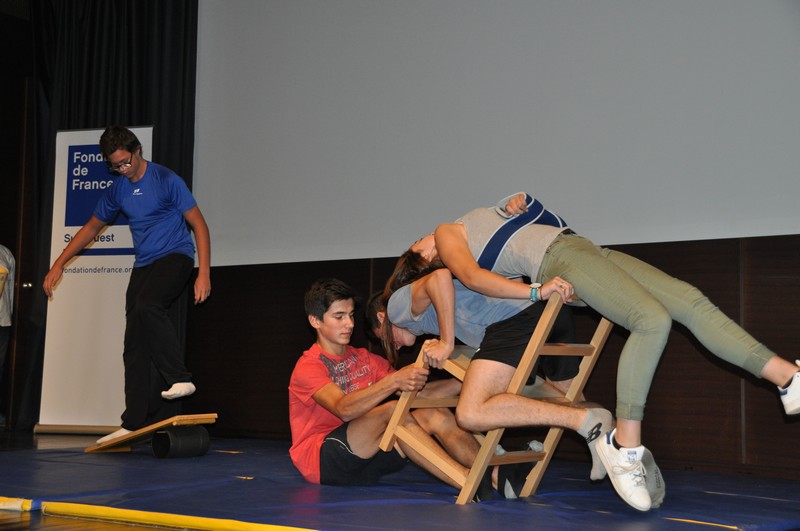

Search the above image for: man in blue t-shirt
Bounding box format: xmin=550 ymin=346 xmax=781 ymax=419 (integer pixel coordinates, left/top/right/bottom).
xmin=43 ymin=126 xmax=211 ymax=444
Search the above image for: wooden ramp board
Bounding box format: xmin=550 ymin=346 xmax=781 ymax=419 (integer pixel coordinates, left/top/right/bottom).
xmin=85 ymin=414 xmax=218 ymax=454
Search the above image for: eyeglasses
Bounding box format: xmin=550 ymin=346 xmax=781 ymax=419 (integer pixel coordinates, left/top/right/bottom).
xmin=107 ymin=153 xmax=134 ymax=172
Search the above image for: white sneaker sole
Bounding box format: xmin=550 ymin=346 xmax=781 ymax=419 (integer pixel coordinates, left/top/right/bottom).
xmin=596 ymin=436 xmax=651 ymax=512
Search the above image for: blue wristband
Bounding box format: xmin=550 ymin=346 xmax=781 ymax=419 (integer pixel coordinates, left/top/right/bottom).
xmin=530 ymin=283 xmax=541 ymax=302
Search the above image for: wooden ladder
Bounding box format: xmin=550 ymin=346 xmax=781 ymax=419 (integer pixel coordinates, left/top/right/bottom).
xmin=379 ymin=294 xmax=613 ymax=504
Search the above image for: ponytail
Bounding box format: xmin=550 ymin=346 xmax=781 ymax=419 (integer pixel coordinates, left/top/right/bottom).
xmin=366 ymin=291 xmax=399 ymax=366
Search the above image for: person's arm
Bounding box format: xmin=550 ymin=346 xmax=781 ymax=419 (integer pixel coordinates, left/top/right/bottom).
xmin=434 ymin=222 xmax=574 ymax=302
xmin=183 ymin=206 xmax=211 ymax=304
xmin=312 ymin=365 xmax=430 ymax=422
xmin=409 ymin=268 xmax=457 ymax=368
xmin=43 ymin=216 xmax=107 ymax=298
xmin=434 ymin=223 xmax=532 ymax=299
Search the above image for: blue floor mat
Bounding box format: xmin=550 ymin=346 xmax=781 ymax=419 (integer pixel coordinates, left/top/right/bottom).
xmin=1 ymin=438 xmax=798 ymax=530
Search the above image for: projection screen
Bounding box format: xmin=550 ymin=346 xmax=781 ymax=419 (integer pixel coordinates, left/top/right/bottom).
xmin=194 ymin=0 xmax=800 ymax=267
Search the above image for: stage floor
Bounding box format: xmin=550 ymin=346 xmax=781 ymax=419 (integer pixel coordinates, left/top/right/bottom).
xmin=0 ymin=435 xmax=798 ymax=530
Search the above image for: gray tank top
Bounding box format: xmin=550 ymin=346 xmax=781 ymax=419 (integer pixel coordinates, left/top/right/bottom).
xmin=456 ymin=207 xmax=565 ymax=281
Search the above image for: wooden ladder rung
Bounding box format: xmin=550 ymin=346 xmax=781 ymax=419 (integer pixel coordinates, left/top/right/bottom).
xmin=489 ymin=449 xmax=546 ymax=466
xmin=442 ymin=356 xmax=470 ymax=381
xmin=395 ymin=425 xmax=467 ymax=486
xmin=409 ymin=397 xmax=459 ymax=408
xmin=540 ymin=343 xmax=597 ymax=356
xmin=538 ymin=396 xmax=573 ymax=405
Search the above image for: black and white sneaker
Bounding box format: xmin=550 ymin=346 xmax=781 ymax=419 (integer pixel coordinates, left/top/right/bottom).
xmin=472 ymin=468 xmax=495 ymax=502
xmin=497 ymin=461 xmax=536 ymax=499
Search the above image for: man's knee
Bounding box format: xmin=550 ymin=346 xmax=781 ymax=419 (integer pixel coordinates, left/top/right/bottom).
xmin=454 ymin=402 xmax=484 ymax=432
xmin=372 ymin=400 xmax=402 ymax=435
xmin=378 ymin=400 xmax=398 ymax=422
xmin=348 ymin=402 xmax=398 ymax=450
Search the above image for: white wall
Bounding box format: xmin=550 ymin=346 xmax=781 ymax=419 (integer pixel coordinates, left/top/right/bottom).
xmin=195 ymin=0 xmax=800 ymax=267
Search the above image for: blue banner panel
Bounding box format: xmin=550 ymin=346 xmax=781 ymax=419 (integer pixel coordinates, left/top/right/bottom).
xmin=66 ymin=144 xmax=129 ymax=227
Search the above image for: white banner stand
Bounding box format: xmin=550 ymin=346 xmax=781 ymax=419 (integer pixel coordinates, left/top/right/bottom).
xmin=38 ymin=127 xmax=153 ymax=433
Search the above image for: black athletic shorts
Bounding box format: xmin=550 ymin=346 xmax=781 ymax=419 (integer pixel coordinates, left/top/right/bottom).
xmin=473 ymin=303 xmax=580 ymax=382
xmin=319 ymin=422 xmax=408 ymax=485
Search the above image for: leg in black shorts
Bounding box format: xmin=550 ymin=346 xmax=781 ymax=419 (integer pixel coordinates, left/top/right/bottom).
xmin=473 ymin=303 xmax=580 ymax=383
xmin=319 ymin=422 xmax=408 ymax=485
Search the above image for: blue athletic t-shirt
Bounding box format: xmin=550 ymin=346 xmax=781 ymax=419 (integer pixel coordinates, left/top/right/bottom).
xmin=93 ymin=162 xmax=197 ymax=267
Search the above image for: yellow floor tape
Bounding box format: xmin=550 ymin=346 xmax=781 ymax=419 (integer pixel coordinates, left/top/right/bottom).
xmin=0 ymin=497 xmax=32 ymax=512
xmin=42 ymin=501 xmax=315 ymax=531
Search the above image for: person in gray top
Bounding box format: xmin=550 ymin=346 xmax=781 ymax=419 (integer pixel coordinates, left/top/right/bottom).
xmin=385 ymin=192 xmax=799 ymax=511
xmin=369 ymin=269 xmax=621 ymax=501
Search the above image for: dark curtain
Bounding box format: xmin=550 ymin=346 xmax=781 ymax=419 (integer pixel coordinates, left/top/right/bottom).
xmin=14 ymin=0 xmax=198 ymax=429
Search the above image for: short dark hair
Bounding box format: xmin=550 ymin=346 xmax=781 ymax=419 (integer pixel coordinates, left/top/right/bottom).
xmin=304 ymin=278 xmax=359 ymax=320
xmin=99 ymin=125 xmax=142 ymax=158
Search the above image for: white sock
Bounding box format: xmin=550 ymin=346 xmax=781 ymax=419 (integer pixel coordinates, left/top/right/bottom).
xmin=161 ymin=381 xmax=196 ymax=400
xmin=578 ymin=408 xmax=614 ymax=481
xmin=96 ymin=427 xmax=131 ymax=444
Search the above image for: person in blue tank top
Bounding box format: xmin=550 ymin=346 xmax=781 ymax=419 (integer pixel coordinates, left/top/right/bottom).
xmin=43 ymin=126 xmax=211 ymax=444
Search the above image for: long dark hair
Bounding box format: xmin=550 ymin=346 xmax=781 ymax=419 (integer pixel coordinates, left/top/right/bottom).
xmin=376 ymin=249 xmax=444 ymax=365
xmin=365 ymin=291 xmax=399 ymax=366
xmin=384 ymin=249 xmax=443 ymax=295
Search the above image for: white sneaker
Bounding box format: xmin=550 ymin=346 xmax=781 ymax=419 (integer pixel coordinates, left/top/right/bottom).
xmin=641 ymin=448 xmax=665 ymax=508
xmin=596 ymin=429 xmax=651 ymax=511
xmin=779 ymin=361 xmax=800 ymax=415
xmin=96 ymin=427 xmax=131 ymax=445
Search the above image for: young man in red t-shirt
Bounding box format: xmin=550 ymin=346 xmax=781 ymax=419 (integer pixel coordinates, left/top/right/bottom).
xmin=288 ymin=278 xmax=486 ymax=493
